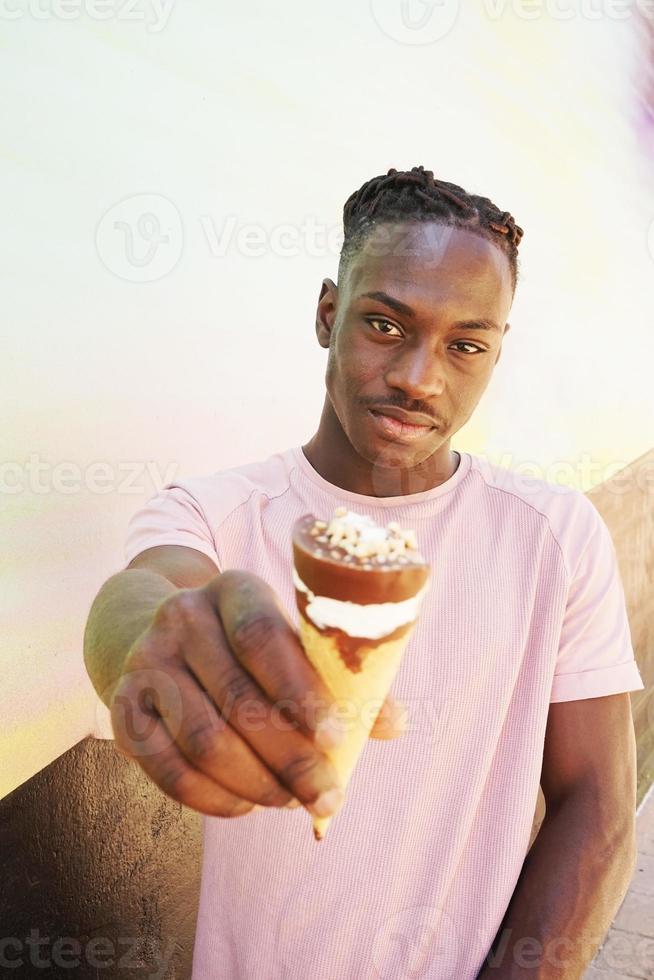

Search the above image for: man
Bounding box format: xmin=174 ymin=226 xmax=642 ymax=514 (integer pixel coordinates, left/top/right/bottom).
xmin=84 ymin=166 xmax=644 ymax=979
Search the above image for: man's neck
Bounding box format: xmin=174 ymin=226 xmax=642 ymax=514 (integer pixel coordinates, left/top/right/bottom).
xmin=301 ymin=427 xmax=460 ymax=498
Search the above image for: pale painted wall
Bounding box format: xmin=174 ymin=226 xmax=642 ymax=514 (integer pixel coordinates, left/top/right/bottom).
xmin=2 ymin=0 xmax=653 ymax=796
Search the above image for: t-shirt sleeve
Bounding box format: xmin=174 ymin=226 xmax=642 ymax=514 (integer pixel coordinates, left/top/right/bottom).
xmin=124 ymin=484 xmax=221 ymax=570
xmin=550 ymin=498 xmax=645 ymax=703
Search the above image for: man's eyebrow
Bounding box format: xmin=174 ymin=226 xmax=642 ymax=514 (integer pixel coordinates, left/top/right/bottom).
xmin=360 ymin=290 xmax=416 ymax=319
xmin=358 ymin=290 xmax=501 ymax=332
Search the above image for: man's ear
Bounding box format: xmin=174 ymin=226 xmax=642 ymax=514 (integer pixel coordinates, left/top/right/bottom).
xmin=495 ymin=321 xmax=511 ymax=366
xmin=315 ymin=278 xmax=338 ymax=349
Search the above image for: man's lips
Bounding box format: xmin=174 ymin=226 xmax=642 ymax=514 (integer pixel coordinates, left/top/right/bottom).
xmin=367 ymin=407 xmax=437 ymax=443
xmin=369 ymin=406 xmax=437 ymax=428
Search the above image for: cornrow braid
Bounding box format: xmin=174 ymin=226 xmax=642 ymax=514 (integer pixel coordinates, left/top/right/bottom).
xmin=338 ymin=165 xmax=524 ymax=293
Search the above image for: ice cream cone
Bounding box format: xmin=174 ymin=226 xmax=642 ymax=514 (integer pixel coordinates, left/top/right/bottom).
xmin=292 ymin=508 xmax=430 ymax=840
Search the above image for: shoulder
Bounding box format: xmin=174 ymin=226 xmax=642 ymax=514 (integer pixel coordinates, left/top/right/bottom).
xmin=123 ymin=448 xmax=297 ymax=567
xmin=156 ymin=447 xmax=295 ymax=530
xmin=466 ymin=454 xmax=607 ymax=579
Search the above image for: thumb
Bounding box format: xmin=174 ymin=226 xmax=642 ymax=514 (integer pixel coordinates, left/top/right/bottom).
xmin=369 ymin=695 xmax=408 ymax=740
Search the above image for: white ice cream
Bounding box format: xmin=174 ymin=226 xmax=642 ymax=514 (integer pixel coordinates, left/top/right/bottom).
xmin=292 ymin=567 xmax=430 ymax=639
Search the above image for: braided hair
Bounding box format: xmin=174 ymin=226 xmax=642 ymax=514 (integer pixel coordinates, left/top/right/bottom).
xmin=338 ymin=166 xmax=524 ymax=294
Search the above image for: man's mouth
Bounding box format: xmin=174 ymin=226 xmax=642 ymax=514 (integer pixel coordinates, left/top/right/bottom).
xmin=367 ymin=409 xmax=436 ymax=443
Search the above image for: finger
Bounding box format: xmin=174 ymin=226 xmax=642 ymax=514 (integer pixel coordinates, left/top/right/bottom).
xmin=157 ymin=663 xmax=295 ymax=808
xmin=110 ymin=676 xmax=256 ymax=818
xmin=175 ymin=585 xmax=345 ymax=817
xmin=208 ymin=570 xmax=344 ymax=744
xmin=369 ymin=696 xmax=408 ymax=740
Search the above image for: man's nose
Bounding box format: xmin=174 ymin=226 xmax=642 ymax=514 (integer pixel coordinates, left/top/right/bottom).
xmin=384 ymin=344 xmax=446 ymax=400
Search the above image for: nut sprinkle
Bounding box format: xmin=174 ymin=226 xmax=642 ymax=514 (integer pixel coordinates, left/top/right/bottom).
xmin=305 ymin=507 xmax=424 ymax=569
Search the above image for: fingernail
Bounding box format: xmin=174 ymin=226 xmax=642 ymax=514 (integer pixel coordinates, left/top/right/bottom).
xmin=315 ymin=718 xmax=346 ymax=750
xmin=309 ymin=787 xmax=345 ymax=819
xmin=285 ymin=798 xmax=302 ymax=809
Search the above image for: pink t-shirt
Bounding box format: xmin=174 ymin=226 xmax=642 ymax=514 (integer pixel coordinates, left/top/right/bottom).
xmin=124 ymin=446 xmax=644 ymax=980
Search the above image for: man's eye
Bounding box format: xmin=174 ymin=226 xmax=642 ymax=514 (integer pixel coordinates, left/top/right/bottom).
xmin=367 ymin=318 xmax=402 ymax=337
xmin=450 ymin=341 xmax=486 ymax=355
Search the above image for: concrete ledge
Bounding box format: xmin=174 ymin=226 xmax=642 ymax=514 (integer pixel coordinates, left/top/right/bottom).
xmin=588 ymin=448 xmax=654 ymax=807
xmin=0 ymin=736 xmax=202 ymax=979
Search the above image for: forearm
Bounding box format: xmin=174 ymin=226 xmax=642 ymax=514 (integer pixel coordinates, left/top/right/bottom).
xmin=83 ymin=568 xmax=177 ymax=706
xmin=477 ymin=793 xmax=637 ymax=979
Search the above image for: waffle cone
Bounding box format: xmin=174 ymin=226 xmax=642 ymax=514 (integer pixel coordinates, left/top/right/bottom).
xmin=297 ymin=614 xmax=418 ymax=841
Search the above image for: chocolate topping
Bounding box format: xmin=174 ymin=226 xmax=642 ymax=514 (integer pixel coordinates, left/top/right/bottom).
xmin=292 ymin=512 xmax=430 ymax=605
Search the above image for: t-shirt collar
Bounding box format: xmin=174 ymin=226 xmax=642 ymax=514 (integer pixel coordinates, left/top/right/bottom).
xmin=289 ymin=445 xmax=472 ymax=509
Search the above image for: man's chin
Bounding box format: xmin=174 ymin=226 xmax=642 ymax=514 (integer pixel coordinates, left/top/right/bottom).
xmin=356 ymin=432 xmax=442 ymax=471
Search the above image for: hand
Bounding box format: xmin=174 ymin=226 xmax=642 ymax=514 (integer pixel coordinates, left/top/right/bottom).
xmin=109 ymin=570 xmax=406 ymax=821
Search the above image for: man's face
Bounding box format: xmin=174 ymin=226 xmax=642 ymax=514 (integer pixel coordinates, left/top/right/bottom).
xmin=315 ymin=221 xmax=514 ymax=472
